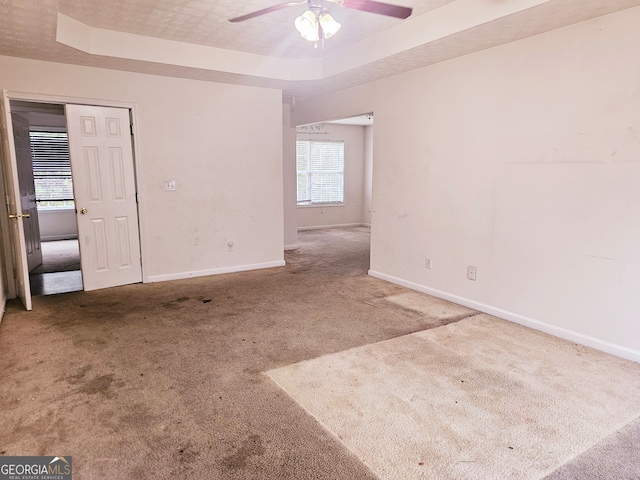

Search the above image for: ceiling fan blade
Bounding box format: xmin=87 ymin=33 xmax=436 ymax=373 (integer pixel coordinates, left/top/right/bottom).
xmin=341 ymin=0 xmax=412 ymax=19
xmin=229 ymin=1 xmax=304 ymax=22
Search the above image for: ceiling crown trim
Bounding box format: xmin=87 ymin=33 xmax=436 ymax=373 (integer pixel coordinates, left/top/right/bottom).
xmin=53 ymin=0 xmax=630 ymax=92
xmin=56 ymin=13 xmax=324 ymax=81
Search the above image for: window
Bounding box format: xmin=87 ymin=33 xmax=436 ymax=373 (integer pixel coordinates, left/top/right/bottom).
xmin=296 ymin=140 xmax=344 ymax=205
xmin=29 ymin=130 xmax=75 ymax=208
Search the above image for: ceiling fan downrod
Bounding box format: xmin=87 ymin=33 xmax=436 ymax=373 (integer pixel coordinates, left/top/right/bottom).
xmin=228 ymin=0 xmax=412 ymax=47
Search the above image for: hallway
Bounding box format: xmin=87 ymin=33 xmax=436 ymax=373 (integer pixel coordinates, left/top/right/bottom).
xmin=29 ymin=239 xmax=82 ymax=295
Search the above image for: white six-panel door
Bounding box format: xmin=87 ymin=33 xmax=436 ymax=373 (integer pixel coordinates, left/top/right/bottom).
xmin=12 ymin=113 xmax=43 ymax=272
xmin=65 ymin=105 xmax=142 ymax=291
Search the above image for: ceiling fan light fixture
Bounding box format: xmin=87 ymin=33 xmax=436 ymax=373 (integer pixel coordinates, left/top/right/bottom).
xmin=295 ymin=10 xmax=320 ymax=41
xmin=318 ymin=12 xmax=341 ymax=38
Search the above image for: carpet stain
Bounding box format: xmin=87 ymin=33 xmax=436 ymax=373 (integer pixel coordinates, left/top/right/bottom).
xmin=66 ymin=365 xmax=92 ymax=384
xmin=176 ymin=442 xmax=199 ymax=464
xmin=162 ymin=297 xmax=191 ymax=310
xmin=222 ymin=434 xmax=265 ymax=469
xmin=118 ymin=408 xmax=155 ymax=428
xmin=78 ymin=374 xmax=121 ymax=397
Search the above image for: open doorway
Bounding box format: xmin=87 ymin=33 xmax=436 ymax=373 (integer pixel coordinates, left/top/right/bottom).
xmin=10 ymin=101 xmax=82 ymax=296
xmin=292 ymin=113 xmax=374 ymax=272
xmin=294 ymin=113 xmax=374 ymax=230
xmin=2 ymin=95 xmax=143 ymax=309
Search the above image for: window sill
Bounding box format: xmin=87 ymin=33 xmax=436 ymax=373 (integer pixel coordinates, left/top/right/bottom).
xmin=37 ymin=206 xmax=76 ymax=212
xmin=297 ymin=203 xmax=345 ymax=208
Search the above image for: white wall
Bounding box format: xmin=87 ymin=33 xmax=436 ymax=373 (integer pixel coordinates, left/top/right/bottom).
xmin=296 ymin=123 xmax=367 ymax=229
xmin=0 ymin=55 xmax=284 ymax=283
xmin=37 ymin=209 xmax=78 ymax=241
xmin=292 ymin=8 xmax=640 ymax=359
xmin=283 ymin=104 xmax=298 ymax=249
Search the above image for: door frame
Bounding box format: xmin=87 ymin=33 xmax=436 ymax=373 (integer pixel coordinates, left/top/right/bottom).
xmin=0 ymin=91 xmax=148 ymax=305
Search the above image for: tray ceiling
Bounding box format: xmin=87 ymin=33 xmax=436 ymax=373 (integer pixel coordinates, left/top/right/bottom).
xmin=1 ymin=0 xmax=639 ymax=99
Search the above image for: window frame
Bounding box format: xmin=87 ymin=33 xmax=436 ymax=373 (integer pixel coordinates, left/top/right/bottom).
xmin=296 ymin=139 xmax=345 ymax=206
xmin=29 ymin=127 xmax=75 ymax=209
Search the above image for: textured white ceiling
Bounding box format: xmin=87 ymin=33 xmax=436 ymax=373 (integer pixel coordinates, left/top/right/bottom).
xmin=1 ymin=0 xmax=639 ymax=99
xmin=57 ymin=0 xmax=450 ymax=58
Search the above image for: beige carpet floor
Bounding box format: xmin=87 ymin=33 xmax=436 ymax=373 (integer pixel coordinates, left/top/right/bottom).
xmin=30 ymin=239 xmax=80 ymax=274
xmin=268 ymin=314 xmax=640 ymax=480
xmin=1 ymin=227 xmax=639 ymax=479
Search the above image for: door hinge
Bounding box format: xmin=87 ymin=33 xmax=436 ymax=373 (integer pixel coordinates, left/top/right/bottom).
xmin=130 ymin=123 xmax=134 ymax=135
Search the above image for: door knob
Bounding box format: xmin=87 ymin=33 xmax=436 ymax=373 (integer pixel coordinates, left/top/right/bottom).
xmin=80 ymin=208 xmax=88 ymax=214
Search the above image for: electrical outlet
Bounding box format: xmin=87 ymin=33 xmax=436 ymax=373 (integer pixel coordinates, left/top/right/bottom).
xmin=164 ymin=180 xmax=176 ymax=191
xmin=467 ymin=266 xmax=477 ymax=281
xmin=425 ymin=257 xmax=433 ymax=269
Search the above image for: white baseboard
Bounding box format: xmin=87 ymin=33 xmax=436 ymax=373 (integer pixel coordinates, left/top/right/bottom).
xmin=147 ymin=260 xmax=286 ymax=283
xmin=41 ymin=235 xmax=78 ymax=242
xmin=369 ymin=269 xmax=640 ymax=364
xmin=298 ymin=223 xmax=367 ymax=231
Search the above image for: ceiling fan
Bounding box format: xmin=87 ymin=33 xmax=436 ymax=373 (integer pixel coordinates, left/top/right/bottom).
xmin=229 ymin=0 xmax=412 ymax=46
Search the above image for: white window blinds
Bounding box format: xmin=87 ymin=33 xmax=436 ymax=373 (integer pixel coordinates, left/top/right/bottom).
xmin=296 ymin=140 xmax=344 ymax=204
xmin=29 ymin=130 xmax=74 ymax=202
